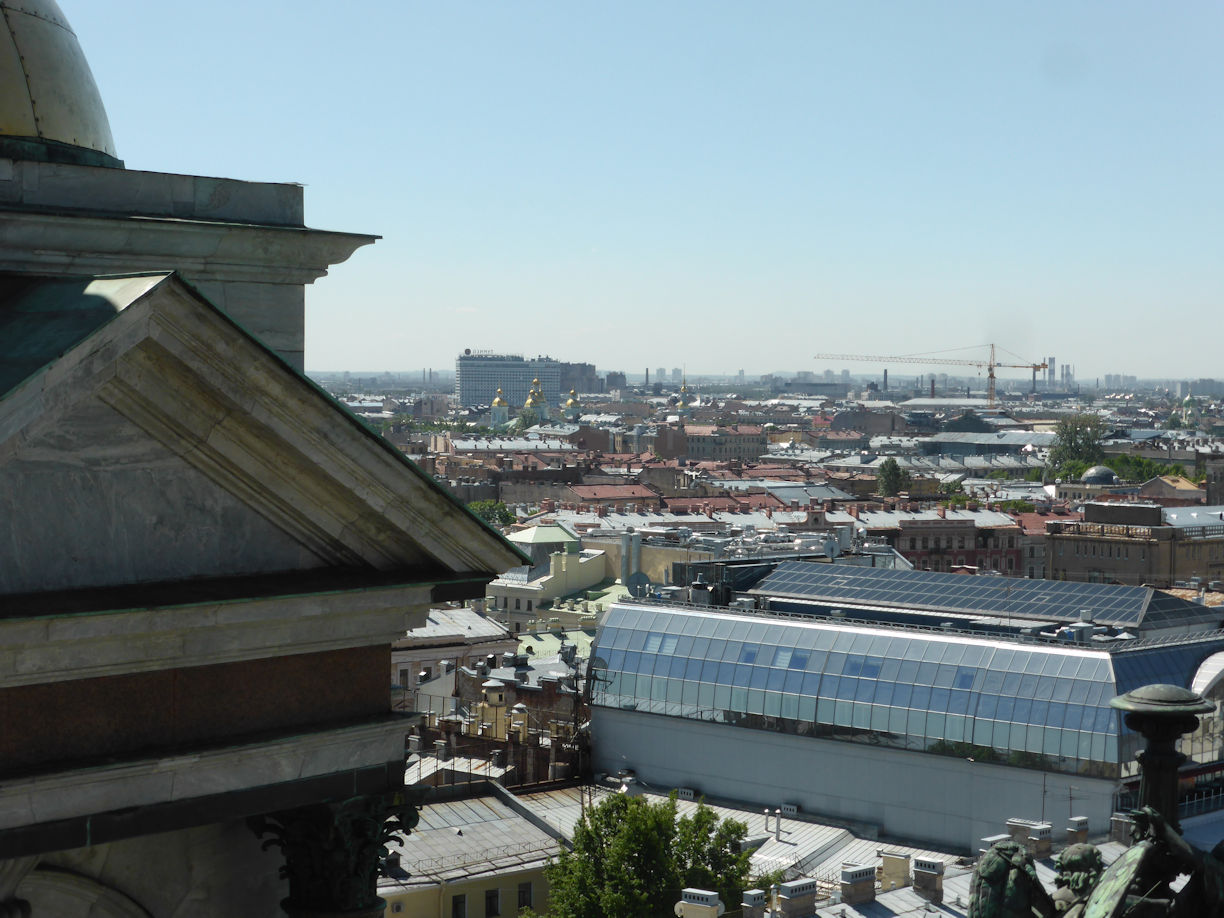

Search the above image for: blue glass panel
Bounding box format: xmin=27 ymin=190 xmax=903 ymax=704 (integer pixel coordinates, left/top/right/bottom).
xmin=888 ymin=707 xmax=908 ymax=733
xmin=871 ymin=705 xmax=890 ymax=731
xmin=790 ymin=651 xmax=809 ymax=670
xmin=767 ymin=668 xmax=787 ymax=691
xmin=781 ymin=693 xmax=798 ymax=719
xmin=799 ymin=695 xmax=817 ymax=721
xmin=719 ymin=661 xmax=737 ymax=683
xmin=732 ymin=664 xmax=752 ymax=687
xmin=750 ymin=666 xmax=769 ymax=689
xmin=893 ymin=682 xmax=913 ymax=706
xmin=1048 ymin=702 xmax=1067 ymax=728
xmin=682 ymin=680 xmax=698 ymax=706
xmin=730 ymin=687 xmax=747 ymax=711
xmin=1013 ymin=696 xmax=1032 ymax=722
xmin=836 ymin=678 xmax=857 ymax=701
xmin=746 ymin=689 xmax=765 ymax=715
xmin=852 ymin=703 xmax=871 ymax=729
xmin=765 ymin=691 xmax=783 ymax=717
xmin=948 ymin=690 xmax=971 ymax=715
xmin=912 ymin=685 xmax=932 ymax=709
xmin=930 ymin=687 xmax=950 ymax=712
xmin=955 ymin=667 xmax=976 ymax=690
xmin=927 ymin=712 xmax=946 ymax=739
xmin=669 ymin=656 xmax=687 ymax=678
xmin=698 ymin=682 xmax=714 ymax=709
xmin=817 ymin=697 xmax=834 ymax=723
xmin=972 ymin=718 xmax=993 ymax=745
xmin=945 ymin=714 xmax=966 ymax=742
xmin=855 ymin=679 xmax=875 ymax=702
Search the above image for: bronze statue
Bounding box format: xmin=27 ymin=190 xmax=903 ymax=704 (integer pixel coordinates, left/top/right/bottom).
xmin=968 ymin=839 xmax=1055 ymax=918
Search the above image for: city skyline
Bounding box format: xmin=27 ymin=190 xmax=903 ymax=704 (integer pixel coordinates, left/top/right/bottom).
xmin=74 ymin=2 xmax=1224 ymax=378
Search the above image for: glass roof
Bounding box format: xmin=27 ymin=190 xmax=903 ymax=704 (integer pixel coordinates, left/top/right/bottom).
xmin=749 ymin=561 xmax=1216 ymax=630
xmin=592 ymin=602 xmax=1131 ymax=777
xmin=593 ymin=602 xmax=1224 ymax=780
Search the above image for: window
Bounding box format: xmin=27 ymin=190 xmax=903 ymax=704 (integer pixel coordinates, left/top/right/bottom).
xmin=485 ymin=889 xmax=500 ymax=917
xmin=526 ymin=600 xmax=532 ymax=611
xmin=452 ymin=895 xmax=467 ymax=918
xmin=515 ymin=598 xmax=521 ymax=610
xmin=518 ymin=883 xmax=533 ymax=910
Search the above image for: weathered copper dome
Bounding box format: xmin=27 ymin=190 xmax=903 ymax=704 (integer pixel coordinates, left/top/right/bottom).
xmin=0 ymin=0 xmax=120 ymax=166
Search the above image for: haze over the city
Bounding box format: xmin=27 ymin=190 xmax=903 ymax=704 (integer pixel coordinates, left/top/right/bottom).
xmin=75 ymin=2 xmax=1224 ymax=379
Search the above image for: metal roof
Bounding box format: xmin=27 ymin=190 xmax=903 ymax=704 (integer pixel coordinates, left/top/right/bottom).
xmin=750 ymin=560 xmax=1215 ymax=630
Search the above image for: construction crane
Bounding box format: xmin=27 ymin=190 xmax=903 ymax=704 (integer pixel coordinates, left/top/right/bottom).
xmin=813 ymin=344 xmax=1048 ymax=408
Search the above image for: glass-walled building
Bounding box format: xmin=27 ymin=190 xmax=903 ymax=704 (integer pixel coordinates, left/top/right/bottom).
xmin=589 ymin=562 xmax=1224 ymax=850
xmin=591 ymin=604 xmax=1224 ymax=782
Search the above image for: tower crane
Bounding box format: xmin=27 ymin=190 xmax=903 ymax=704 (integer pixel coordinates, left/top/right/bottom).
xmin=812 ymin=344 xmax=1048 ymax=408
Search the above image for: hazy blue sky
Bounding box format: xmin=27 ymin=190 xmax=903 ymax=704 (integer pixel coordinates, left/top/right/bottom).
xmin=72 ymin=2 xmax=1222 ymax=381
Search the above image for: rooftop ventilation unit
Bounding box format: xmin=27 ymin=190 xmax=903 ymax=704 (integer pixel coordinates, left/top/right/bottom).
xmin=781 ymin=803 xmax=799 ymax=817
xmin=677 ymin=787 xmax=697 ymax=801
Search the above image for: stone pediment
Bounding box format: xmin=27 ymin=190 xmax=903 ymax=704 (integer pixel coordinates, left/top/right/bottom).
xmin=0 ymin=272 xmax=526 ymax=596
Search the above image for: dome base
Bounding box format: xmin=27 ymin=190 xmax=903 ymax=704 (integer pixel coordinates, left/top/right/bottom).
xmin=0 ymin=135 xmax=122 ymax=169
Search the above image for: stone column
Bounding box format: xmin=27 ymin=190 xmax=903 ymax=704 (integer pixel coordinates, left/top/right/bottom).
xmin=249 ymin=790 xmax=424 ymax=918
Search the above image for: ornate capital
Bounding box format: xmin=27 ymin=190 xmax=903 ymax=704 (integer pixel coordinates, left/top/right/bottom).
xmin=249 ymin=789 xmax=424 ymax=916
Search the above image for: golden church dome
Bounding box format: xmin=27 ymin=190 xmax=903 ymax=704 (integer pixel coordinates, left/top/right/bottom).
xmin=565 ymin=389 xmax=579 ymax=408
xmin=0 ymin=0 xmax=121 ymax=167
xmin=491 ymin=388 xmax=507 ymax=408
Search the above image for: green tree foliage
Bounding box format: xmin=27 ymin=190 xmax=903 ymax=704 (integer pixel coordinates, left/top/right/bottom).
xmin=1047 ymin=414 xmax=1107 ymax=475
xmin=877 ymin=457 xmax=910 ymax=497
xmin=544 ymin=794 xmax=751 ymax=918
xmin=467 ymin=499 xmax=515 ymax=527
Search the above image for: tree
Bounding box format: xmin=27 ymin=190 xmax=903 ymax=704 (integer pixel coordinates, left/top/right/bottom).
xmin=544 ymin=794 xmax=751 ymax=918
xmin=467 ymin=499 xmax=515 ymax=528
xmin=1047 ymin=413 xmax=1107 ymax=474
xmin=877 ymin=457 xmax=910 ymax=497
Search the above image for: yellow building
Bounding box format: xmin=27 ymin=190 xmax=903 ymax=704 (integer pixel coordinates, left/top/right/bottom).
xmin=380 ymin=792 xmax=560 ymax=918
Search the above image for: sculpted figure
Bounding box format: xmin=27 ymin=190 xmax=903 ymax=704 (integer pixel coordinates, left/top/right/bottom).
xmin=969 ymin=839 xmax=1056 ymax=918
xmin=1129 ymin=807 xmax=1224 ymax=918
xmin=1051 ymin=843 xmax=1103 ymax=918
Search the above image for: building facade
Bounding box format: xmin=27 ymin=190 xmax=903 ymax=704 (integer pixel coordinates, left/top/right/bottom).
xmin=589 ymin=562 xmax=1224 ymax=851
xmin=455 ymin=352 xmax=561 ymax=408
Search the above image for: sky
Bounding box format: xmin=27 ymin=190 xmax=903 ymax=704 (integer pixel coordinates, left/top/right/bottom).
xmin=71 ymin=2 xmax=1224 ymax=382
